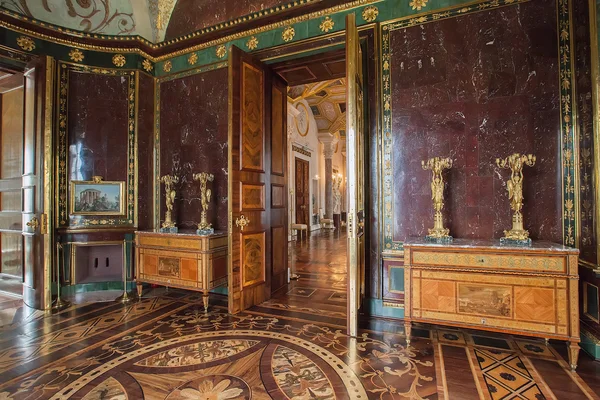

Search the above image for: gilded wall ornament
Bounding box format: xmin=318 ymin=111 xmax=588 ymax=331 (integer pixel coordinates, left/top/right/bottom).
xmin=320 ymin=16 xmax=335 ymax=32
xmin=163 ymin=60 xmax=172 ymax=72
xmin=409 ymin=0 xmax=428 ymax=10
xmin=68 ymin=49 xmax=84 ymax=62
xmin=496 ymin=153 xmax=536 ymax=244
xmin=188 ymin=52 xmax=198 ymax=65
xmin=422 ymin=157 xmax=453 ymax=241
xmin=193 ymin=172 xmax=215 ymax=235
xmin=142 ymin=59 xmax=153 ymax=72
xmin=282 ymin=26 xmax=295 ymax=42
xmin=361 ymin=6 xmax=379 ymax=22
xmin=16 ymin=36 xmax=35 ymax=51
xmin=160 ymin=174 xmax=179 ymax=232
xmin=246 ymin=36 xmax=259 ymax=50
xmin=112 ymin=54 xmax=126 ymax=67
xmin=216 ymin=45 xmax=227 ymax=58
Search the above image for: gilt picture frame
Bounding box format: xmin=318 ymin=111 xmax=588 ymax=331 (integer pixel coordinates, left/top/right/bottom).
xmin=70 ymin=179 xmax=126 ymax=216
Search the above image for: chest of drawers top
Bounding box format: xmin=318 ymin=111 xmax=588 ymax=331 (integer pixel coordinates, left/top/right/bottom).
xmin=403 ymin=238 xmax=578 ymax=275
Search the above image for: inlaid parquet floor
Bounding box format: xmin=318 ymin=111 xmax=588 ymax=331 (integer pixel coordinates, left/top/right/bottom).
xmin=0 ymin=232 xmax=598 ymax=399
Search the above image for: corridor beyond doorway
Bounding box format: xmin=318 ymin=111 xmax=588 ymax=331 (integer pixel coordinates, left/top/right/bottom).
xmin=250 ymin=230 xmax=347 ymax=328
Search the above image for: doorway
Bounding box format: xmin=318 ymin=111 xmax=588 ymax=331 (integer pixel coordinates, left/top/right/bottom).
xmin=227 ymin=14 xmax=368 ymax=336
xmin=294 ymin=157 xmax=310 ymax=227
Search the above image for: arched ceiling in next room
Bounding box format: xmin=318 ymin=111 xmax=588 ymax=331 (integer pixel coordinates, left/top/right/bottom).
xmin=288 ymin=78 xmax=346 ymax=140
xmin=0 ymin=0 xmax=324 ymax=43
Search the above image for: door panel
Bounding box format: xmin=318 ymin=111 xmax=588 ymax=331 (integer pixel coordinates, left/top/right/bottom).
xmin=270 ymin=76 xmax=288 ymax=293
xmin=22 ymin=56 xmax=54 ymax=309
xmin=295 ymin=157 xmax=309 ymax=225
xmin=228 ymin=46 xmax=287 ymax=312
xmin=346 ymin=13 xmax=366 ymax=336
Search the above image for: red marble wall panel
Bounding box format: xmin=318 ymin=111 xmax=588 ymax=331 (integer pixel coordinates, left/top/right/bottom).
xmin=389 ymin=0 xmax=562 ymax=243
xmin=159 ymin=68 xmax=228 ymax=231
xmin=166 ymin=0 xmax=292 ymax=40
xmin=137 ymin=72 xmax=155 ymax=230
xmin=67 ymin=72 xmax=128 ymax=183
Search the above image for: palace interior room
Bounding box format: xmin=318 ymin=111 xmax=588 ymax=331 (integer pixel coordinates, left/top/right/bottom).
xmin=0 ymin=0 xmax=599 ymax=398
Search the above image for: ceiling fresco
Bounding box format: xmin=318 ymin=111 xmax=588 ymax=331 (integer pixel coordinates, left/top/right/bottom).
xmin=0 ymin=0 xmax=172 ymax=42
xmin=288 ymin=78 xmax=346 ymax=139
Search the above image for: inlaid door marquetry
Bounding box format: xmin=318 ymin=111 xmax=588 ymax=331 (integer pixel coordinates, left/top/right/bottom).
xmin=228 ymin=46 xmax=288 ymax=313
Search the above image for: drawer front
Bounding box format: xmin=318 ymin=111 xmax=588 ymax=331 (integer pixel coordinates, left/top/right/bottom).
xmin=139 ymin=249 xmax=202 ymax=287
xmin=410 ymin=270 xmax=570 ymax=337
xmin=138 ymin=235 xmax=202 ymax=251
xmin=411 ymin=250 xmax=566 ymax=273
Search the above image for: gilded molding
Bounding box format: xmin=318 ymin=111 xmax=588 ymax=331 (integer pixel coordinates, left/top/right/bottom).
xmin=282 ymin=26 xmax=296 ymax=42
xmin=187 ymin=52 xmax=198 ymax=65
xmin=16 ymin=35 xmax=34 ymax=51
xmin=246 ymin=36 xmax=259 ymax=50
xmin=409 ymin=0 xmax=429 ymax=11
xmin=112 ymin=54 xmax=126 ymax=67
xmin=216 ymin=45 xmax=227 ymax=58
xmin=558 ymin=0 xmax=578 ymax=246
xmin=320 ymin=16 xmax=335 ymax=33
xmin=68 ymin=48 xmax=84 ymax=62
xmin=362 ymin=6 xmax=379 ymax=22
xmin=292 ymin=145 xmax=312 ymax=157
xmin=142 ymin=59 xmax=153 ymax=72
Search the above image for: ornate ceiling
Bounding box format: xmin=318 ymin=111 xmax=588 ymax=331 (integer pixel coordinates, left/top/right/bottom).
xmin=288 ymin=78 xmax=346 ymax=139
xmin=0 ymin=0 xmax=175 ymax=42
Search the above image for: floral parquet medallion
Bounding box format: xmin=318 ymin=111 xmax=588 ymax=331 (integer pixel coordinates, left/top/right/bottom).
xmin=165 ymin=375 xmax=251 ymax=400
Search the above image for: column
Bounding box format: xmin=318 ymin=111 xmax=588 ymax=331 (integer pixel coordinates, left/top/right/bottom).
xmin=319 ymin=134 xmax=338 ymax=220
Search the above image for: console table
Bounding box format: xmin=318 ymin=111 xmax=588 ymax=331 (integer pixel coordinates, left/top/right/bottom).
xmin=403 ymin=238 xmax=580 ymax=370
xmin=135 ymin=231 xmax=228 ymax=311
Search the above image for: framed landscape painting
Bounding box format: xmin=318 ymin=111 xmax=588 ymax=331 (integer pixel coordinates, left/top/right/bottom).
xmin=70 ymin=179 xmax=126 ymax=216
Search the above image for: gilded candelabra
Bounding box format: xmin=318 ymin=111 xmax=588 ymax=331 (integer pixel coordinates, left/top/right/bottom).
xmin=193 ymin=172 xmax=215 ymax=235
xmin=496 ymin=153 xmax=536 ymax=244
xmin=422 ymin=157 xmax=453 ymax=241
xmin=160 ymin=174 xmax=179 ymax=233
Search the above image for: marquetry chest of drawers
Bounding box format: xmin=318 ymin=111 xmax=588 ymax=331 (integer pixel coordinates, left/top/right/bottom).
xmin=135 ymin=231 xmax=228 ymax=310
xmin=403 ymin=238 xmax=581 ymax=370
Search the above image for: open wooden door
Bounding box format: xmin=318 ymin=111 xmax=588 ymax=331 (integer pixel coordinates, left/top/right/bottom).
xmin=228 ymin=46 xmax=288 ymax=313
xmin=22 ymin=56 xmax=54 ymax=309
xmin=346 ymin=13 xmax=366 ymax=336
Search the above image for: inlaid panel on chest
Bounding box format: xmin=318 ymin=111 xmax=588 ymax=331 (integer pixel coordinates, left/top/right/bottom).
xmin=403 ymin=238 xmax=580 ymax=370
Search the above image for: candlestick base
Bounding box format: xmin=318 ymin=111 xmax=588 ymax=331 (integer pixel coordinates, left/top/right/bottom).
xmin=197 ymin=227 xmax=214 ymax=236
xmin=160 ymin=226 xmax=178 ymax=233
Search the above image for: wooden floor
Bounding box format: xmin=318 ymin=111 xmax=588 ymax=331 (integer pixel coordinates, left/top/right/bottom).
xmin=0 ymin=231 xmax=598 ymax=399
xmin=250 ymin=229 xmax=348 ymax=327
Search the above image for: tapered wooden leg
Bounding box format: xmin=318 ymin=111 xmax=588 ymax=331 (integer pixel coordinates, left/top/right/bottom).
xmin=568 ymin=341 xmax=580 ymax=371
xmin=203 ymin=291 xmax=209 ymax=313
xmin=136 ymin=283 xmax=143 ymax=298
xmin=404 ymin=321 xmax=412 ymax=346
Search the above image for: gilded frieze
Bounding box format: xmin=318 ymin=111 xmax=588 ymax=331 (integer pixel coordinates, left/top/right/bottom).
xmin=16 ymin=35 xmax=34 ymax=51
xmin=142 ymin=59 xmax=153 ymax=72
xmin=68 ymin=48 xmax=84 ymax=62
xmin=319 ymin=16 xmax=335 ymax=33
xmin=112 ymin=54 xmax=126 ymax=67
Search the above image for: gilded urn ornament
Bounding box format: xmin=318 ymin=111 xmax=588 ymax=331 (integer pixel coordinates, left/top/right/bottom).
xmin=496 ymin=153 xmax=536 ymax=245
xmin=194 ymin=172 xmax=215 ymax=235
xmin=160 ymin=174 xmax=179 ymax=233
xmin=422 ymin=157 xmax=453 ymax=242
